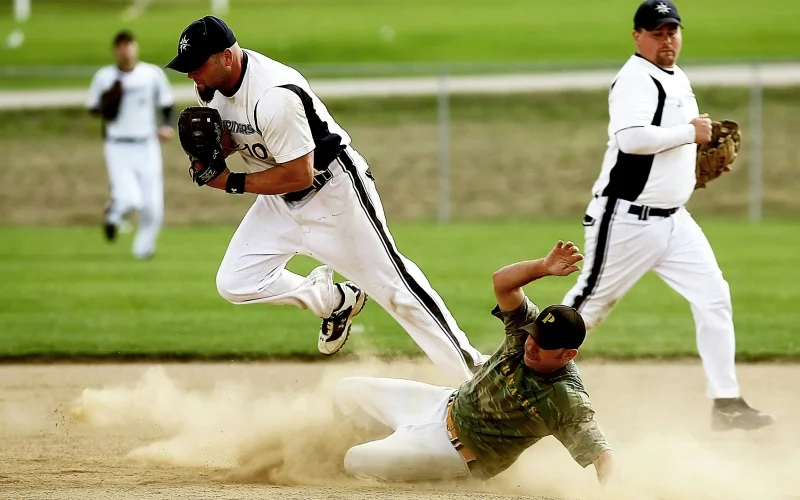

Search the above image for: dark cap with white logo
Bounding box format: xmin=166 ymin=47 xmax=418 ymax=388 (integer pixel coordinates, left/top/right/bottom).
xmin=165 ymin=16 xmax=236 ymax=73
xmin=634 ymin=0 xmax=683 ymax=31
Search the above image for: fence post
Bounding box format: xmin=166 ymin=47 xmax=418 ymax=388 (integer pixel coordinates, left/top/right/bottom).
xmin=748 ymin=62 xmax=763 ymax=223
xmin=437 ymin=66 xmax=451 ymax=224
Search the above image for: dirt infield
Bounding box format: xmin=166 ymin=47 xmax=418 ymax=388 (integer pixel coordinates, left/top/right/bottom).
xmin=2 ymin=360 xmax=799 ymax=500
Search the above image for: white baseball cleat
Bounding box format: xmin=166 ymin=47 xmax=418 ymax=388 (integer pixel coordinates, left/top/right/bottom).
xmin=318 ymin=282 xmax=368 ymax=356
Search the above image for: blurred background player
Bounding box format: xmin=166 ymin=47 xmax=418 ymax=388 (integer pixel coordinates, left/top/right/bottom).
xmin=86 ymin=30 xmax=175 ymax=260
xmin=561 ymin=0 xmax=775 ymax=430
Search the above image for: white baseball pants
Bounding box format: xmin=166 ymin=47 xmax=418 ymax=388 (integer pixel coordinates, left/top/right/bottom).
xmin=334 ymin=376 xmax=469 ymax=481
xmin=562 ymin=196 xmax=739 ymax=399
xmin=215 ymin=147 xmax=485 ymax=380
xmin=103 ymin=138 xmax=164 ymax=259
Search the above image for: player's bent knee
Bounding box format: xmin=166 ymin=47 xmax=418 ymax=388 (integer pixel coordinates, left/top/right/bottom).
xmin=215 ymin=271 xmax=248 ymax=304
xmin=343 ymin=446 xmax=386 ymax=480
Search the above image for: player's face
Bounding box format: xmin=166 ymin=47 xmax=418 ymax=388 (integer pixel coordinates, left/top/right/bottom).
xmin=634 ymin=23 xmax=682 ymax=68
xmin=523 ymin=336 xmax=576 ymax=372
xmin=188 ymin=53 xmax=232 ymax=101
xmin=114 ymin=41 xmax=138 ymax=69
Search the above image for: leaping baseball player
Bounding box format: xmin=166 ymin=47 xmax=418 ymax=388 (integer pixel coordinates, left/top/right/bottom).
xmin=561 ymin=0 xmax=774 ymax=430
xmin=163 ymin=17 xmax=486 ymax=380
xmin=87 ymin=30 xmax=175 ymax=260
xmin=334 ymin=240 xmax=615 ymax=486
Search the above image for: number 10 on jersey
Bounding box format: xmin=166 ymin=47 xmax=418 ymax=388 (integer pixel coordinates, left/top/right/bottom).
xmin=242 ymin=143 xmax=268 ymax=160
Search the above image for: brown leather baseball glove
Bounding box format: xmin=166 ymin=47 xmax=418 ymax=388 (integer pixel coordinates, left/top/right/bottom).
xmin=695 ymin=119 xmax=742 ymax=189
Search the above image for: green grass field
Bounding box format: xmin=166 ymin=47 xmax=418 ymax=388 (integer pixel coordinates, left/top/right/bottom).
xmin=2 ymin=222 xmax=798 ymax=361
xmin=1 ymin=0 xmax=799 ymax=89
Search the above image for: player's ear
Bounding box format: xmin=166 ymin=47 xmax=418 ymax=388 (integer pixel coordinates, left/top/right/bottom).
xmin=563 ymin=349 xmax=578 ymax=362
xmin=223 ymin=48 xmax=234 ymax=67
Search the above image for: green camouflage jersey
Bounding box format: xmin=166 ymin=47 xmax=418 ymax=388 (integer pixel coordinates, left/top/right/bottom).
xmin=451 ymin=297 xmax=611 ymax=479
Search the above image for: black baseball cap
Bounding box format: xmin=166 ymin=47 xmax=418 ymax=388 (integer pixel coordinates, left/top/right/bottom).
xmin=522 ymin=305 xmax=586 ymax=350
xmin=165 ymin=16 xmax=237 ymax=73
xmin=634 ymin=0 xmax=683 ymax=31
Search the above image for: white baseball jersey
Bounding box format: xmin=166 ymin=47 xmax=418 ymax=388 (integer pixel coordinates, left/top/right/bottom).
xmin=86 ymin=62 xmax=173 ymax=140
xmin=198 ymin=49 xmax=351 ymax=174
xmin=591 ymin=54 xmax=699 ymax=209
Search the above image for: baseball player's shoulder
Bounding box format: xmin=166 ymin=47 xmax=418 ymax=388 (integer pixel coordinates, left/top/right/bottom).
xmin=246 ymin=48 xmax=306 ymax=79
xmin=491 ymin=296 xmax=539 ymax=327
xmin=613 ymin=56 xmax=652 ymax=86
xmin=671 ymin=64 xmax=691 ymax=81
xmin=551 ymin=363 xmax=592 ymax=407
xmin=92 ymin=64 xmax=118 ymax=81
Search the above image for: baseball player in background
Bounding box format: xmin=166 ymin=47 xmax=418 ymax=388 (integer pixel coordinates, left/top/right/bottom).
xmin=164 ymin=17 xmax=486 ymax=380
xmin=561 ymin=0 xmax=774 ymax=430
xmin=335 ymin=240 xmax=615 ymax=486
xmin=87 ymin=30 xmax=175 ymax=260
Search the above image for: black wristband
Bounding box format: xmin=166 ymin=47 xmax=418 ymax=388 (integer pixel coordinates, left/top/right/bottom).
xmin=225 ymin=172 xmax=247 ymax=194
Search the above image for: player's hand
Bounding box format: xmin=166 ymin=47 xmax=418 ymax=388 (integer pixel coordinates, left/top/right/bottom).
xmin=543 ymin=240 xmax=583 ymax=277
xmin=191 ymin=160 xmax=230 ymax=190
xmin=157 ymin=126 xmax=174 ymax=141
xmin=691 ymin=114 xmax=712 ymax=145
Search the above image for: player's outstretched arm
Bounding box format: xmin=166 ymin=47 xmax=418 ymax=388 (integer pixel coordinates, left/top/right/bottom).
xmin=593 ymin=450 xmax=615 ymax=485
xmin=193 ymin=151 xmax=314 ymax=195
xmin=492 ymin=240 xmax=583 ymax=311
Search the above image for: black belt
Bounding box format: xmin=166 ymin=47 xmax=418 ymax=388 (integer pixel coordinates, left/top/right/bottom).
xmin=282 ymin=148 xmax=349 ymax=202
xmin=282 ymin=167 xmax=333 ymax=202
xmin=627 ymin=205 xmax=679 ymax=220
xmin=107 ymin=137 xmax=149 ymax=144
xmin=592 ymin=194 xmax=678 ymax=221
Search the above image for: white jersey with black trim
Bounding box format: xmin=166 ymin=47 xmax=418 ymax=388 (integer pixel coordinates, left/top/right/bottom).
xmin=86 ymin=62 xmax=173 ymax=140
xmin=197 ymin=49 xmax=351 ymax=174
xmin=591 ymin=54 xmax=699 ymax=209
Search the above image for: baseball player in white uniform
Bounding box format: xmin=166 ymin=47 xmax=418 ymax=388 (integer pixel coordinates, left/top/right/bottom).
xmin=87 ymin=30 xmax=175 ymax=260
xmin=164 ymin=16 xmax=486 ymax=380
xmin=561 ymin=0 xmax=774 ymax=430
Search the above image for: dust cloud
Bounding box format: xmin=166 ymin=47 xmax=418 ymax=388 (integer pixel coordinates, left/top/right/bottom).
xmin=69 ymin=360 xmax=800 ymax=499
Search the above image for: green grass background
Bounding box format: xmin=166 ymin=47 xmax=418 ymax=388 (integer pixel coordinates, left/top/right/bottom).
xmin=1 ymin=0 xmax=800 ymax=88
xmin=1 ymin=1 xmax=798 ymax=362
xmin=2 ymin=222 xmax=798 ymax=361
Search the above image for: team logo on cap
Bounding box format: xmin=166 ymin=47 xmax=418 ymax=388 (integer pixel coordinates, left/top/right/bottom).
xmin=543 ymin=313 xmax=555 ymax=323
xmin=179 ymin=36 xmax=191 ymax=53
xmin=655 ymin=2 xmax=671 ymax=14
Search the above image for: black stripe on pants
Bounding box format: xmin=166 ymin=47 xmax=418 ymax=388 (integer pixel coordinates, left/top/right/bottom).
xmin=337 ymin=151 xmax=476 ymax=373
xmin=571 ymin=198 xmax=619 ymax=312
